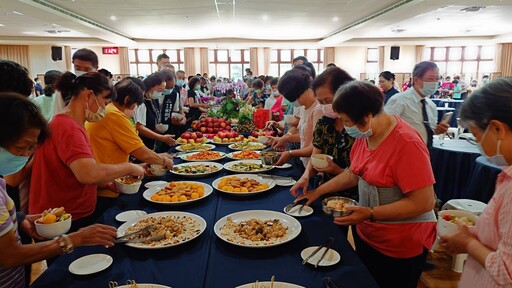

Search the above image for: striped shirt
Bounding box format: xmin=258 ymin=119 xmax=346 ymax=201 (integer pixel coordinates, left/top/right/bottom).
xmin=459 ymin=166 xmax=512 ymax=287
xmin=0 ymin=178 xmax=25 ymax=288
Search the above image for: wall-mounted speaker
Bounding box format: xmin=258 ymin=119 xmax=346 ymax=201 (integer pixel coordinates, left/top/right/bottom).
xmin=51 ymin=46 xmax=62 ymax=61
xmin=390 ymin=46 xmax=400 ymax=60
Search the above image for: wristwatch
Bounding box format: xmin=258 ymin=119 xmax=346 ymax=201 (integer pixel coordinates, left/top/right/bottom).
xmin=55 ymin=234 xmax=74 ymax=254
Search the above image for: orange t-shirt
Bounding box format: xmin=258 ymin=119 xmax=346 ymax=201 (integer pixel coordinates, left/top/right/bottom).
xmin=350 ymin=116 xmax=436 ymax=258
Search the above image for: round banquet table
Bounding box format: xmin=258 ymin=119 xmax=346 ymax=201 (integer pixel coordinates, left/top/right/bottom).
xmin=464 ymin=156 xmax=502 ymax=203
xmin=30 ymin=144 xmax=378 ymax=288
xmin=430 ymin=139 xmax=480 ymax=206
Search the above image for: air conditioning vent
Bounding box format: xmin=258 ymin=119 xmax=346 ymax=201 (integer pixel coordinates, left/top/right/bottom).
xmin=460 ymin=6 xmax=485 ymax=12
xmin=44 ymin=29 xmax=70 ymax=34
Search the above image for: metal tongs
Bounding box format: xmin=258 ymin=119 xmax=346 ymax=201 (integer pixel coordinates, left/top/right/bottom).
xmin=323 ymin=277 xmax=339 ymax=288
xmin=284 ymin=198 xmax=307 ymax=214
xmin=115 ymin=225 xmax=159 ymax=243
xmin=302 ymin=237 xmax=335 ymax=268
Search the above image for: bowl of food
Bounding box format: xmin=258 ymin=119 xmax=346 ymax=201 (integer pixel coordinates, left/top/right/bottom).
xmin=115 ymin=176 xmax=142 ymax=194
xmin=322 ymin=196 xmax=358 ymax=217
xmin=149 ymin=164 xmax=167 ymax=176
xmin=311 ymin=154 xmax=333 ymax=169
xmin=35 ymin=207 xmax=72 ymax=239
xmin=437 ymin=210 xmax=477 ymax=237
xmin=261 ymin=150 xmax=280 ymax=165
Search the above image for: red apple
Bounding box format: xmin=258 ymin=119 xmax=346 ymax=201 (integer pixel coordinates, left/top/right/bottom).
xmin=196 ymin=132 xmax=203 ymax=138
xmin=200 ymin=127 xmax=207 ymax=133
xmin=219 ymin=118 xmax=226 ymax=122
xmin=206 ymin=122 xmax=212 ymax=128
xmin=233 ymin=131 xmax=239 ymax=138
xmin=212 ymin=117 xmax=218 ymax=123
xmin=252 ymin=131 xmax=258 ymax=137
xmin=190 ymin=132 xmax=198 ymax=140
xmin=182 ymin=132 xmax=191 ymax=140
xmin=225 ymin=125 xmax=231 ymax=130
xmin=213 ymin=127 xmax=219 ymax=133
xmin=213 ymin=122 xmax=220 ymax=128
xmin=207 ymin=128 xmax=213 ymax=134
xmin=220 ymin=122 xmax=227 ymax=128
xmin=200 ymin=118 xmax=206 ymax=123
xmin=227 ymin=131 xmax=234 ymax=138
xmin=206 ymin=117 xmax=213 ymax=123
xmin=219 ymin=132 xmax=227 ymax=139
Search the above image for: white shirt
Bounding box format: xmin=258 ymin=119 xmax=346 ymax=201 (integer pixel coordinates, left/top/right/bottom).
xmin=385 ymin=87 xmax=437 ymax=144
xmin=264 ymin=96 xmax=278 ymax=110
xmin=134 ymin=103 xmax=148 ymax=126
xmin=298 ymin=101 xmax=323 ymax=168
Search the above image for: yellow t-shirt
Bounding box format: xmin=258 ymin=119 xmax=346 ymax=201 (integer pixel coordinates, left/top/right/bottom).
xmin=86 ymin=103 xmax=145 ymax=198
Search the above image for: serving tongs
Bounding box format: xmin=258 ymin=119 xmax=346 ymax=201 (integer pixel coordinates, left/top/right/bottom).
xmin=115 ymin=225 xmax=159 ymax=243
xmin=257 ymin=174 xmax=292 ymax=181
xmin=302 ymin=237 xmax=335 ymax=267
xmin=284 ymin=198 xmax=307 ymax=214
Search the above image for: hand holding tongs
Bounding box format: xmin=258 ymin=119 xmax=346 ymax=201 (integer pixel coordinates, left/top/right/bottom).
xmin=302 ymin=237 xmax=335 ymax=268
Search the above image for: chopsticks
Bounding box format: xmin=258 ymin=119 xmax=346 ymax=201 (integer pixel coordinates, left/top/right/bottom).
xmin=302 ymin=237 xmax=335 ymax=266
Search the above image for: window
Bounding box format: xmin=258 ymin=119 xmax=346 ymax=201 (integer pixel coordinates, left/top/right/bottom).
xmin=365 ymin=48 xmax=379 ymax=81
xmin=129 ymin=49 xmax=185 ymax=77
xmin=208 ymin=49 xmax=250 ymax=80
xmin=424 ymin=46 xmax=495 ymax=81
xmin=270 ymin=49 xmax=324 ymax=76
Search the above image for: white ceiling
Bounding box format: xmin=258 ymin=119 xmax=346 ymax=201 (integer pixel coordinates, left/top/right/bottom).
xmin=0 ymin=0 xmax=511 ymax=47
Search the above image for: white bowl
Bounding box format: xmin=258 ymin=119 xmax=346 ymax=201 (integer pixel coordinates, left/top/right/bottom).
xmin=35 ymin=216 xmax=72 ymax=239
xmin=257 ymin=136 xmax=269 ymax=144
xmin=149 ymin=164 xmax=167 ymax=176
xmin=115 ymin=178 xmax=142 ymax=194
xmin=310 ymin=154 xmax=333 ymax=169
xmin=437 ymin=210 xmax=477 ymax=237
xmin=284 ymin=115 xmax=296 ymax=124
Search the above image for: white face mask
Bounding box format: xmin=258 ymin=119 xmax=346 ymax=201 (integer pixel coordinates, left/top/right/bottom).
xmin=321 ymin=104 xmax=338 ymax=119
xmin=151 ymin=90 xmax=163 ymax=100
xmin=421 ymin=81 xmax=438 ymax=96
xmin=75 ymin=71 xmax=86 ymax=77
xmin=477 ymin=126 xmax=509 ymax=167
xmin=85 ymin=94 xmax=106 ymax=122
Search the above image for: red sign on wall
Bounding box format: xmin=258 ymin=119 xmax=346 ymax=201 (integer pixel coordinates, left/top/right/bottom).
xmin=102 ymin=47 xmax=119 ymax=55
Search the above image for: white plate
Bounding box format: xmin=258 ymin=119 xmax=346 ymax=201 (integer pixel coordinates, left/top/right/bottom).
xmin=211 ymin=140 xmax=244 ymax=145
xmin=144 ymin=181 xmax=168 ymax=189
xmin=300 ymin=246 xmax=341 ymax=267
xmin=117 ymin=211 xmax=206 ymax=249
xmin=143 ymin=181 xmax=213 ymax=205
xmin=116 ymin=285 xmax=169 ymax=288
xmin=68 ymin=254 xmax=113 ymax=275
xmin=116 ymin=210 xmax=147 ymax=222
xmin=212 ymin=174 xmax=276 ymax=196
xmin=175 ymin=143 xmax=215 ymax=152
xmin=170 ymin=162 xmax=223 ymax=178
xmin=180 ymin=151 xmax=226 ymax=162
xmin=274 ymin=163 xmax=292 ymax=169
xmin=223 ymin=160 xmax=274 ymax=173
xmin=275 ymin=179 xmax=296 ymax=187
xmin=283 ymin=205 xmax=313 ymax=217
xmin=214 ymin=210 xmax=302 ymax=248
xmin=226 ymin=150 xmax=262 ymax=160
xmin=236 ymin=282 xmax=305 ymax=288
xmin=228 ymin=142 xmax=267 ymax=151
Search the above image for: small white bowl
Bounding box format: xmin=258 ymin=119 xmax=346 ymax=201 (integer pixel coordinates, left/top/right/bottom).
xmin=437 ymin=210 xmax=477 ymax=237
xmin=284 ymin=115 xmax=296 ymax=124
xmin=115 ymin=178 xmax=142 ymax=194
xmin=149 ymin=164 xmax=167 ymax=176
xmin=311 ymin=154 xmax=334 ymax=169
xmin=35 ymin=216 xmax=72 ymax=239
xmin=257 ymin=136 xmax=269 ymax=144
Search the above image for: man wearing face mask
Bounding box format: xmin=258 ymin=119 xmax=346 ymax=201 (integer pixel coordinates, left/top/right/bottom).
xmin=156 ymin=70 xmax=185 ymax=152
xmin=385 ymin=61 xmax=449 ymax=148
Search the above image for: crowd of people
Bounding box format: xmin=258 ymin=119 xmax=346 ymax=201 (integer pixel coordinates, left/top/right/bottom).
xmin=0 ymin=48 xmax=510 ymax=288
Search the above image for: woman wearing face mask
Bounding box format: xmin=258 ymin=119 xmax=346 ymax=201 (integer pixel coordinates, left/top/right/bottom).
xmin=29 ymin=72 xmax=145 ymax=232
xmin=440 ymin=78 xmax=512 ymax=288
xmin=246 ymin=79 xmax=268 ymax=109
xmin=296 ymin=81 xmax=437 ymax=288
xmin=379 ymin=71 xmax=399 ymax=104
xmin=186 ymin=77 xmax=209 ymax=127
xmin=86 ymin=78 xmax=173 ymax=214
xmin=0 ymin=92 xmax=119 ymax=288
xmin=290 ymin=67 xmax=357 ymax=215
xmin=134 ymin=72 xmax=176 ymax=150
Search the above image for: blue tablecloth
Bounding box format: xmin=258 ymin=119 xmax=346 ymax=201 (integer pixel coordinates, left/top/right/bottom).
xmin=430 ymin=140 xmax=480 ymax=206
xmin=31 ymin=145 xmax=377 ymax=288
xmin=464 ymin=156 xmax=502 ymax=203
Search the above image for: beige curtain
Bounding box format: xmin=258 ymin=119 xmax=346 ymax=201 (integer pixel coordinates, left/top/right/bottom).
xmin=0 ymin=45 xmax=30 ymax=69
xmin=64 ymin=46 xmax=72 ymax=71
xmin=263 ymin=48 xmax=270 ymax=75
xmin=119 ymin=47 xmax=130 ymax=75
xmin=378 ymin=46 xmax=385 ymax=72
xmin=199 ymin=48 xmax=209 ymax=74
xmin=416 ymin=45 xmax=425 ymax=63
xmin=495 ymin=43 xmax=512 ymax=77
xmin=324 ymin=47 xmax=335 ymax=67
xmin=184 ymin=48 xmax=196 ymax=76
xmin=250 ymin=48 xmax=259 ymax=75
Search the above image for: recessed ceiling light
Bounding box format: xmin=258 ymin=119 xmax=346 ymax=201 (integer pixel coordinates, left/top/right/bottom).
xmin=0 ymin=24 xmax=4 ymax=27
xmin=12 ymin=11 xmax=24 ymax=16
xmin=110 ymin=15 xmax=117 ymax=21
xmin=23 ymin=31 xmax=37 ymax=35
xmin=332 ymin=17 xmax=339 ymax=22
xmin=460 ymin=6 xmax=486 ymax=12
xmin=262 ymin=15 xmax=269 ymax=21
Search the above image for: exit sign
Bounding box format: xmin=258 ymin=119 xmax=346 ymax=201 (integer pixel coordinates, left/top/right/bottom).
xmin=102 ymin=47 xmax=119 ymax=54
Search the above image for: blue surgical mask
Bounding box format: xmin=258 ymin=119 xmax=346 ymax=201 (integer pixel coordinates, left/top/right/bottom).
xmin=265 ymin=85 xmax=271 ymax=90
xmin=194 ymin=85 xmax=201 ymax=91
xmin=163 ymin=89 xmax=172 ymax=96
xmin=0 ymin=147 xmax=29 ymax=176
xmin=344 ymin=119 xmax=373 ymax=138
xmin=176 ymin=80 xmax=185 ymax=87
xmin=151 ymin=90 xmax=163 ymax=100
xmin=254 ymin=89 xmax=261 ymax=94
xmin=421 ymin=81 xmax=438 ymax=96
xmin=271 ymin=91 xmax=280 ymax=97
xmin=478 ymin=126 xmax=509 ymax=167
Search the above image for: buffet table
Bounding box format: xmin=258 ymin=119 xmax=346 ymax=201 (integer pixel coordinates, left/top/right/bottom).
xmin=31 ymin=144 xmax=377 ymax=288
